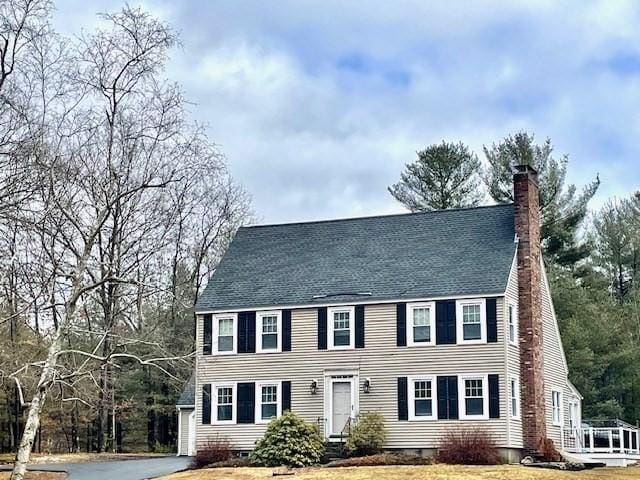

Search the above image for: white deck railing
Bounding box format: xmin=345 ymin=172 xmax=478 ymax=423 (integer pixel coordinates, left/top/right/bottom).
xmin=562 ymin=426 xmax=640 ymax=454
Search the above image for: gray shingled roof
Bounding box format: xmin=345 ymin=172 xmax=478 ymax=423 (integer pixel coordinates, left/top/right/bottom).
xmin=177 ymin=374 xmax=195 ymax=407
xmin=195 ymin=204 xmax=516 ymax=312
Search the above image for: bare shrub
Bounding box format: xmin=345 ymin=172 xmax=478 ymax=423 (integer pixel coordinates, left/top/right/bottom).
xmin=437 ymin=428 xmax=501 ymax=465
xmin=190 ymin=436 xmax=233 ymax=469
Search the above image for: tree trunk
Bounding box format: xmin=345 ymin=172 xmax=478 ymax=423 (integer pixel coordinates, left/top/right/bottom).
xmin=11 ymin=327 xmax=64 ymax=480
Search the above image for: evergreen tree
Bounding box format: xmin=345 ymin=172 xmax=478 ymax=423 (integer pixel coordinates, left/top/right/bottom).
xmin=483 ymin=132 xmax=599 ymax=265
xmin=388 ymin=141 xmax=483 ymax=212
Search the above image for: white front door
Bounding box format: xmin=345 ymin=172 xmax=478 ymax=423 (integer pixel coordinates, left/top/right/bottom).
xmin=331 ymin=381 xmax=352 ymax=436
xmin=188 ymin=410 xmax=196 ymax=456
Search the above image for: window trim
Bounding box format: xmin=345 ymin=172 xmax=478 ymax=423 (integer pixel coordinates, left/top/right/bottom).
xmin=256 ymin=310 xmax=282 ymax=353
xmin=459 ymin=374 xmax=489 ymax=420
xmin=507 ymin=302 xmax=518 ymax=346
xmin=406 ymin=302 xmax=436 ymax=347
xmin=212 ymin=382 xmax=237 ymax=424
xmin=327 ymin=306 xmax=355 ymax=350
xmin=552 ymin=390 xmax=563 ymax=426
xmin=213 ymin=313 xmax=238 ymax=355
xmin=408 ymin=375 xmax=437 ymax=421
xmin=255 ymin=380 xmax=282 ymax=424
xmin=509 ymin=376 xmax=520 ymax=420
xmin=456 ymin=299 xmax=487 ymax=344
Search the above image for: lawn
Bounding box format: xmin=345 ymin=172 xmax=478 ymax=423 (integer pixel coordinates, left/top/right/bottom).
xmin=159 ymin=464 xmax=640 ymax=480
xmin=0 ymin=473 xmax=65 ymax=480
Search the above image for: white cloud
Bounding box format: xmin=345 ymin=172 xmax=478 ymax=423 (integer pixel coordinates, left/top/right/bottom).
xmin=53 ymin=0 xmax=640 ymax=222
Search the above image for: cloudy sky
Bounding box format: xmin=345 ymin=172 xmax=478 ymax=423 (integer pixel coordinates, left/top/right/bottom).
xmin=54 ymin=1 xmax=640 ymax=224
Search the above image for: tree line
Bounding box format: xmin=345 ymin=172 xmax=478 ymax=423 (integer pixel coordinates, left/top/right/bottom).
xmin=0 ymin=2 xmax=251 ymax=478
xmin=389 ymin=133 xmax=640 ymax=425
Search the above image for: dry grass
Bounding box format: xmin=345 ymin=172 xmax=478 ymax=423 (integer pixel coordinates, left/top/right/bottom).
xmin=158 ymin=464 xmax=640 ymax=480
xmin=0 ymin=472 xmax=66 ymax=480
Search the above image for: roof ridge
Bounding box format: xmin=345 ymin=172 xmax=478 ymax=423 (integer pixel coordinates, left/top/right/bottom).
xmin=243 ymin=202 xmax=513 ymax=230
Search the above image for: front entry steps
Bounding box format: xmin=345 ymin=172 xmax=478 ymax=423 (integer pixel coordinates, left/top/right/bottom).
xmin=323 ymin=440 xmax=348 ymax=462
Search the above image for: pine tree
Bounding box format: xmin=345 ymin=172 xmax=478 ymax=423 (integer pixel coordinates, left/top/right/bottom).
xmin=483 ymin=132 xmax=599 ymax=265
xmin=388 ymin=141 xmax=483 ymax=212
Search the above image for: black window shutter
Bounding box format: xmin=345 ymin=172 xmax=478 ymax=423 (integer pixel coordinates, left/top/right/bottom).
xmin=397 ymin=377 xmax=408 ymax=421
xmin=437 ymin=376 xmax=448 ymax=419
xmin=447 ymin=375 xmax=459 ymax=419
xmin=203 ymin=314 xmax=212 ymax=355
xmin=202 ymin=384 xmax=211 ymax=424
xmin=355 ymin=305 xmax=365 ymax=348
xmin=438 ymin=375 xmax=458 ymax=419
xmin=238 ymin=313 xmax=246 ymax=352
xmin=318 ymin=307 xmax=327 ymax=350
xmin=488 ymin=374 xmax=500 ymax=418
xmin=282 ymin=381 xmax=292 ymax=411
xmin=436 ymin=300 xmax=456 ymax=345
xmin=237 ymin=382 xmax=255 ymax=424
xmin=396 ymin=303 xmax=406 ymax=347
xmin=238 ymin=312 xmax=256 ymax=353
xmin=486 ymin=299 xmax=497 ymax=343
xmin=282 ymin=310 xmax=292 ymax=352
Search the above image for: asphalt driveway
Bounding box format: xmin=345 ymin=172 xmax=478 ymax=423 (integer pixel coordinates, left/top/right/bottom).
xmin=3 ymin=456 xmax=191 ymax=480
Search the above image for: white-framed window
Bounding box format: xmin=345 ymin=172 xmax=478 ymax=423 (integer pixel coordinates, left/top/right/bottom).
xmin=255 ymin=381 xmax=282 ymax=423
xmin=213 ymin=314 xmax=237 ymax=355
xmin=459 ymin=375 xmax=489 ymax=420
xmin=456 ymin=299 xmax=486 ymax=344
xmin=552 ymin=390 xmax=563 ymax=426
xmin=257 ymin=311 xmax=282 ymax=353
xmin=509 ymin=377 xmax=520 ymax=419
xmin=213 ymin=383 xmax=236 ymax=424
xmin=408 ymin=376 xmax=437 ymax=420
xmin=328 ymin=306 xmax=355 ymax=350
xmin=407 ymin=302 xmax=435 ymax=346
xmin=508 ymin=303 xmax=517 ymax=346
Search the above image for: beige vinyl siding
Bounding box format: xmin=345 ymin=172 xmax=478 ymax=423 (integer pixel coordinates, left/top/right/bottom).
xmin=504 ymin=253 xmax=523 ymax=448
xmin=178 ymin=408 xmax=193 ymax=456
xmin=540 ymin=261 xmax=572 ymax=446
xmin=195 ymin=298 xmax=514 ymax=451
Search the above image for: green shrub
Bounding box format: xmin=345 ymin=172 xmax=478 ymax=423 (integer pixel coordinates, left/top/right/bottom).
xmin=346 ymin=411 xmax=386 ymax=456
xmin=251 ymin=411 xmax=325 ymax=467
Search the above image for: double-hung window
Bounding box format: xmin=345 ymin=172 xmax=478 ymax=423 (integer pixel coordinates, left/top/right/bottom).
xmin=257 ymin=311 xmax=282 ymax=353
xmin=456 ymin=299 xmax=486 ymax=344
xmin=408 ymin=376 xmax=436 ymax=420
xmin=407 ymin=302 xmax=435 ymax=346
xmin=510 ymin=377 xmax=520 ymax=419
xmin=552 ymin=390 xmax=562 ymax=426
xmin=328 ymin=306 xmax=355 ymax=349
xmin=460 ymin=375 xmax=488 ymax=419
xmin=256 ymin=381 xmax=281 ymax=423
xmin=213 ymin=383 xmax=236 ymax=424
xmin=508 ymin=303 xmax=517 ymax=346
xmin=214 ymin=314 xmax=237 ymax=354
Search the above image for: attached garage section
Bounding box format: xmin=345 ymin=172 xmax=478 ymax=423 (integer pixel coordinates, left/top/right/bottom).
xmin=176 ymin=375 xmax=195 ymax=456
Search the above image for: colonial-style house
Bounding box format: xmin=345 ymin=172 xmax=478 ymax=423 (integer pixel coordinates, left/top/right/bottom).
xmin=176 ymin=166 xmax=638 ymax=465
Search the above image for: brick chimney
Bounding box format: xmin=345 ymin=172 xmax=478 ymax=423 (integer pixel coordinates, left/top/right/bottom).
xmin=514 ymin=164 xmax=546 ymax=451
